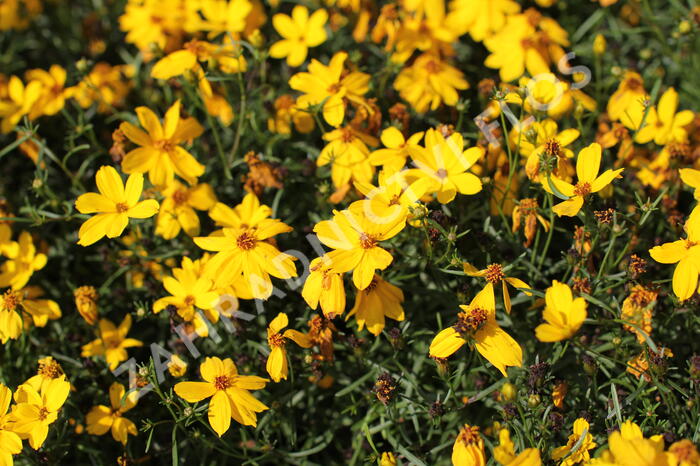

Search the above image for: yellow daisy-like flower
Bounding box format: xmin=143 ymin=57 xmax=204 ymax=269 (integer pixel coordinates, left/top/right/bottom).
xmin=75 ymin=166 xmax=160 ymax=246
xmin=81 ymin=314 xmax=143 ymax=370
xmin=649 ymin=208 xmax=700 ymax=301
xmin=551 ymin=418 xmax=596 ymax=466
xmin=9 ymin=376 xmax=70 ymax=450
xmin=347 ymin=275 xmax=405 ymax=336
xmin=0 ymin=75 xmax=41 ymax=133
xmin=155 ymin=181 xmax=217 ymax=240
xmin=405 ymin=128 xmax=483 ymax=204
xmin=599 ymin=420 xmax=670 ymax=466
xmin=446 ymin=0 xmax=520 ymax=42
xmin=368 ymin=128 xmax=425 ymax=173
xmin=452 ymin=424 xmax=486 ymax=466
xmin=119 ymin=100 xmax=205 ymax=187
xmin=289 ymin=51 xmax=370 ymax=127
xmin=621 ymin=87 xmax=694 ymax=145
xmin=463 ymin=262 xmax=532 ymax=314
xmin=0 ymin=384 xmax=22 ymax=464
xmin=86 ymin=382 xmax=138 ymax=445
xmin=535 ymin=280 xmax=587 ymax=342
xmin=0 ymin=230 xmax=47 ymax=290
xmin=546 ymin=143 xmax=624 ymax=217
xmin=174 ymin=357 xmax=269 ymax=437
xmin=302 ymin=255 xmax=346 ymax=318
xmin=429 ymin=284 xmax=522 ymax=377
xmin=269 ymin=6 xmax=328 ymax=67
xmin=266 ymin=312 xmax=312 ymax=382
xmin=313 ymin=200 xmax=405 ymax=290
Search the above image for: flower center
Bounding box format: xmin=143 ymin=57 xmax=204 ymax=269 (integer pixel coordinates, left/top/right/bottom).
xmin=573 ymin=182 xmax=591 ymax=197
xmin=154 ymin=140 xmax=175 ymax=152
xmin=236 ymin=231 xmax=257 ymax=250
xmin=544 ymin=138 xmax=561 ymax=157
xmin=424 ymin=59 xmax=441 ymax=74
xmin=38 ymin=359 xmax=63 ymax=379
xmin=214 ymin=375 xmax=232 ymax=391
xmin=2 ymin=290 xmax=20 ymax=311
xmin=485 ymin=263 xmax=505 ymax=284
xmin=172 ymin=189 xmax=189 ymax=206
xmin=340 ymin=128 xmax=355 ymax=143
xmin=184 ymin=295 xmax=195 ymax=306
xmin=116 ymin=203 xmax=129 ymax=213
xmin=268 ymin=333 xmax=286 ymax=348
xmin=38 ymin=407 xmax=49 ymax=421
xmin=457 ymin=425 xmax=481 ymax=446
xmin=453 ymin=307 xmax=488 ymax=335
xmin=436 ymin=168 xmax=448 ymax=180
xmin=327 ymin=83 xmax=342 ymax=94
xmin=359 ymin=233 xmax=377 ymax=249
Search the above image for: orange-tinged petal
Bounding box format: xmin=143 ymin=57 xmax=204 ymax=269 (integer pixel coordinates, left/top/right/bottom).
xmin=136 ymin=106 xmax=163 ymax=140
xmin=266 ymin=346 xmax=287 ymax=382
xmin=268 ymin=312 xmax=288 ymax=334
xmin=119 ymin=122 xmax=151 ymax=147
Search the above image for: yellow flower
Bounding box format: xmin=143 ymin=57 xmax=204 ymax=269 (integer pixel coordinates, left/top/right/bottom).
xmin=81 ymin=314 xmax=144 ymax=370
xmin=74 ymin=286 xmax=99 ymax=325
xmin=155 ymin=181 xmax=217 ymax=239
xmin=85 ymin=382 xmax=138 ymax=445
xmin=452 ymin=424 xmax=486 ymax=466
xmin=75 ymin=166 xmax=160 ymax=246
xmin=607 ymin=71 xmax=646 ymax=121
xmin=430 ymin=284 xmax=522 ymax=377
xmin=0 ymin=288 xmax=61 ymax=344
xmin=194 ymin=217 xmax=296 ymax=300
xmin=368 ymin=127 xmax=425 ymax=173
xmin=446 ymin=0 xmax=520 ymax=42
xmin=551 ymin=418 xmax=596 ymax=466
xmin=208 ymin=191 xmax=274 ymax=230
xmin=379 ymin=452 xmax=397 ymax=465
xmin=649 ymin=209 xmax=700 ymax=301
xmin=267 ymin=94 xmax=315 ymax=135
xmin=270 ymin=6 xmax=328 ymax=67
xmin=313 ymin=200 xmax=405 ymax=290
xmin=347 ymin=275 xmax=404 ymax=336
xmin=393 ymin=53 xmax=469 ymax=113
xmin=463 ymin=262 xmax=532 ymax=314
xmin=621 ymin=88 xmax=694 ymax=145
xmin=9 ymin=377 xmax=70 ymax=450
xmin=535 ymin=280 xmax=586 ymax=342
xmin=152 ymin=266 xmax=219 ymax=323
xmin=25 ymin=65 xmax=68 ymax=118
xmin=302 ymin=255 xmax=346 ymax=318
xmin=119 ymin=100 xmax=205 ymax=187
xmin=289 ymin=51 xmax=370 ymax=127
xmin=118 ymin=0 xmax=189 ymax=52
xmin=0 ymin=230 xmax=47 ymax=290
xmin=266 ymin=312 xmax=312 ymax=382
xmin=168 ymin=355 xmax=188 ymax=378
xmin=596 ymin=420 xmax=670 ymax=466
xmin=0 ymin=384 xmax=22 ymax=465
xmin=354 ymin=170 xmax=430 ymax=226
xmin=24 ymin=357 xmax=65 ymax=394
xmin=494 ymin=428 xmax=541 ymax=465
xmin=547 ymin=143 xmax=624 ymax=217
xmin=66 ymin=63 xmax=133 ymax=113
xmin=552 ymin=381 xmax=568 ymax=409
xmin=0 ymin=75 xmax=41 ymax=133
xmin=517 ymin=119 xmax=579 ymax=182
xmin=193 ymin=0 xmax=253 ymax=37
xmin=405 ymin=128 xmax=483 ymax=204
xmin=484 ymin=12 xmax=566 ymax=82
xmin=318 ymin=126 xmax=377 ymax=190
xmin=593 ymin=34 xmax=606 ymax=56
xmin=668 ymin=439 xmax=700 ymax=466
xmin=174 ymin=356 xmax=269 ymax=437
